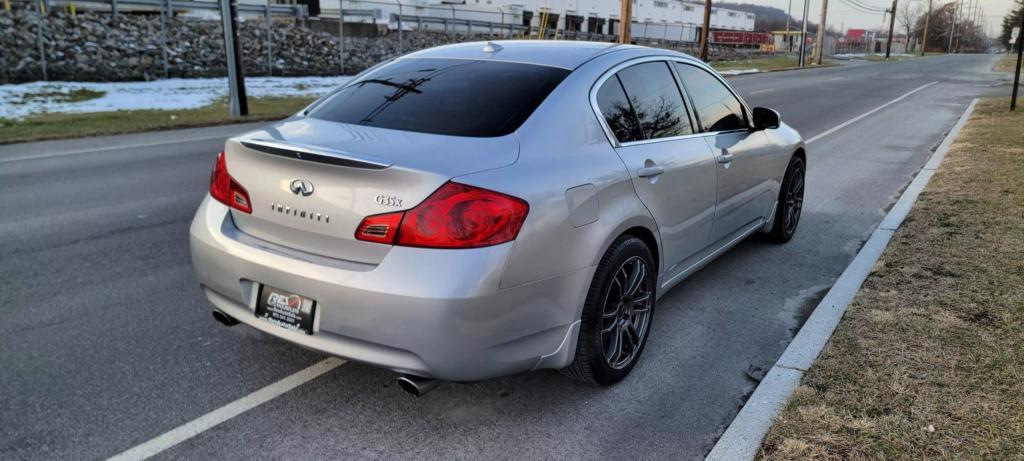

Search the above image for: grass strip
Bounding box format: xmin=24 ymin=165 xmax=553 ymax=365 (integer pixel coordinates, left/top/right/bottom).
xmin=759 ymin=97 xmax=1024 ymax=459
xmin=0 ymin=96 xmax=315 ymax=145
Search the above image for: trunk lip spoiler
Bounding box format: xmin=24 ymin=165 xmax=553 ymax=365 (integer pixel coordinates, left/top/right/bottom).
xmin=240 ymin=139 xmax=393 ymax=170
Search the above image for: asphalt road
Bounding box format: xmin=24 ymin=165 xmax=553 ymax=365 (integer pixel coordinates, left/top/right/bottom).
xmin=0 ymin=54 xmax=1011 ymax=460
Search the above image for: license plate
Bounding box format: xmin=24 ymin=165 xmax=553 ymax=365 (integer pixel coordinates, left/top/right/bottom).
xmin=255 ymin=285 xmax=316 ymax=335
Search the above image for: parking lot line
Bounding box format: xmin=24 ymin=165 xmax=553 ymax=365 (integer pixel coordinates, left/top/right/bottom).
xmin=106 ymin=357 xmax=346 ymax=461
xmin=805 ymin=81 xmax=938 ymax=144
xmin=748 ymin=88 xmax=777 ymax=95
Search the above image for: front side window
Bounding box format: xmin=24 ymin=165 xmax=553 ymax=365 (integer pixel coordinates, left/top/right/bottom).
xmin=614 ymin=62 xmax=694 ymax=141
xmin=308 ymin=58 xmax=569 ymax=137
xmin=673 ymin=63 xmax=748 ymax=132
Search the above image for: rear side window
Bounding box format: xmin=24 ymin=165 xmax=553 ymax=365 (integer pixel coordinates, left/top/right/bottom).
xmin=595 ymin=61 xmax=694 ymax=144
xmin=674 ymin=63 xmax=748 ymax=132
xmin=308 ymin=58 xmax=570 ymax=137
xmin=615 ymin=62 xmax=694 ymax=140
xmin=596 ymin=76 xmax=644 ymax=143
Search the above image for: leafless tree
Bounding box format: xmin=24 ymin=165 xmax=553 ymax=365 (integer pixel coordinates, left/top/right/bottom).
xmin=898 ymin=0 xmax=924 ymax=50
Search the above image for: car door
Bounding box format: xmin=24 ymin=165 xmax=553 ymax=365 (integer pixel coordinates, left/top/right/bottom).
xmin=673 ymin=62 xmax=777 ymax=244
xmin=594 ymin=60 xmax=718 ymax=272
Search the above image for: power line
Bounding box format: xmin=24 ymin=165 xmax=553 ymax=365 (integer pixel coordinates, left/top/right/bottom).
xmin=845 ymin=0 xmax=888 ymax=12
xmin=837 ymin=0 xmax=885 ymax=14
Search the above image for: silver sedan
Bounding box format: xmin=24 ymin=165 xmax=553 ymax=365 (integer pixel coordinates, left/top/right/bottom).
xmin=189 ymin=41 xmax=805 ymax=394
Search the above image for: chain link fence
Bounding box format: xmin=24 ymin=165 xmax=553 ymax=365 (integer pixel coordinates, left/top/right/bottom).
xmin=1 ymin=0 xmax=777 ymax=83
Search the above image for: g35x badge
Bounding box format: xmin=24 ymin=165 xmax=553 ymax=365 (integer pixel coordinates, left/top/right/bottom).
xmin=375 ymin=194 xmax=403 ymax=207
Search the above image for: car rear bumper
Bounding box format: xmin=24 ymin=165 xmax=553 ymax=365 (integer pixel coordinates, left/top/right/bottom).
xmin=189 ymin=196 xmax=589 ymax=381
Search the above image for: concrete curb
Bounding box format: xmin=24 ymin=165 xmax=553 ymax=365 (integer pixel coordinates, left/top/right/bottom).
xmin=705 ymin=97 xmax=980 ymax=461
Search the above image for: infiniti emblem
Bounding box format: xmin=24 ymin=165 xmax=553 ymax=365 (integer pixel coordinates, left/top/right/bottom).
xmin=289 ymin=179 xmax=314 ymax=197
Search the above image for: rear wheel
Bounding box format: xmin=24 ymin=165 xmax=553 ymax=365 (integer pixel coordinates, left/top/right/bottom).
xmin=562 ymin=236 xmax=655 ymax=386
xmin=764 ymin=155 xmax=805 ymax=243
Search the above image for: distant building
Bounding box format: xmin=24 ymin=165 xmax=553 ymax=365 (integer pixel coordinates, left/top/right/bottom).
xmin=845 ymin=28 xmax=868 ymax=42
xmin=261 ymin=0 xmax=754 ymax=39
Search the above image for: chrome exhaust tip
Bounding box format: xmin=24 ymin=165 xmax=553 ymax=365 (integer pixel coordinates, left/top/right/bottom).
xmin=212 ymin=309 xmax=239 ymax=327
xmin=396 ymin=375 xmax=440 ymax=397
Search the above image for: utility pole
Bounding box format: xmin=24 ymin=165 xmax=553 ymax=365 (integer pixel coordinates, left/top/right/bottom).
xmin=798 ymin=0 xmax=809 ymax=67
xmin=884 ymin=0 xmax=897 ymax=59
xmin=813 ymin=0 xmax=828 ymax=65
xmin=338 ymin=1 xmax=346 ymax=73
xmin=920 ymin=0 xmax=931 ymax=56
xmin=698 ymin=0 xmax=712 ymax=60
xmin=785 ymin=0 xmax=793 ymax=52
xmin=1012 ymin=9 xmax=1023 ymax=111
xmin=946 ymin=0 xmax=954 ymax=50
xmin=946 ymin=0 xmax=956 ymax=52
xmin=618 ymin=0 xmax=632 ymax=44
xmin=220 ymin=0 xmax=248 ymax=117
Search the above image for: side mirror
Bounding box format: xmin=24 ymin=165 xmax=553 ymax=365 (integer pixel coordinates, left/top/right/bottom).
xmin=752 ymin=107 xmax=781 ymax=130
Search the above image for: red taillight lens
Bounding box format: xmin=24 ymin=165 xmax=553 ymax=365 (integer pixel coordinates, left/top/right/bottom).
xmin=209 ymin=151 xmax=252 ymax=214
xmin=354 ymin=182 xmax=529 ymax=249
xmin=354 ymin=211 xmax=404 ymax=244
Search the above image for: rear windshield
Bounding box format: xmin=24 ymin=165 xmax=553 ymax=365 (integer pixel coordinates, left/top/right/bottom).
xmin=307 ymin=58 xmax=570 ymax=137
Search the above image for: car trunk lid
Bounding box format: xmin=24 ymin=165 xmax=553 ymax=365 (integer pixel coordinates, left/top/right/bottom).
xmin=223 ymin=118 xmax=520 ymax=264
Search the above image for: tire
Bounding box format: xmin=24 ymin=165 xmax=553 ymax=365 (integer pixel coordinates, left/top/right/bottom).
xmin=764 ymin=155 xmax=805 ymax=243
xmin=562 ymin=235 xmax=656 ymax=386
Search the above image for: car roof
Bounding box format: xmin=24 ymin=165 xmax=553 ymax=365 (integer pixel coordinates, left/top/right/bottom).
xmin=399 ymin=40 xmax=699 ymax=70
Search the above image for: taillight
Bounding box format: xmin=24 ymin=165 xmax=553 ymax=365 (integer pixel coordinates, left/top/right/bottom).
xmin=209 ymin=151 xmax=252 ymax=214
xmin=354 ymin=211 xmax=403 ymax=245
xmin=354 ymin=182 xmax=529 ymax=249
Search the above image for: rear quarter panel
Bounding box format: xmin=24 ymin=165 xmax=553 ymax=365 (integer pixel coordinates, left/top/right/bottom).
xmin=456 ymin=50 xmax=665 ymax=296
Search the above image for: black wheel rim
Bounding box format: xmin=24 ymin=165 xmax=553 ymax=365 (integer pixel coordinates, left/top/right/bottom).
xmin=600 ymin=256 xmax=653 ymax=370
xmin=783 ymin=163 xmax=804 ymax=236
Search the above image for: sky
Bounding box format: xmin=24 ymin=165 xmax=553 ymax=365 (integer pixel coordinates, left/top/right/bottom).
xmin=755 ymin=0 xmax=1017 ymax=36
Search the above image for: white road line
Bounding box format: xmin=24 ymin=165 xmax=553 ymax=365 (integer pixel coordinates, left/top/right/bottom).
xmin=806 ymin=81 xmax=938 ymax=144
xmin=106 ymin=357 xmax=345 ymax=461
xmin=0 ymin=134 xmax=231 ymax=164
xmin=748 ymin=88 xmax=777 ymax=95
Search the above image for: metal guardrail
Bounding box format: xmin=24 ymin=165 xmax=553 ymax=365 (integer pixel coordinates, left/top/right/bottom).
xmin=16 ymin=0 xmax=306 ymax=17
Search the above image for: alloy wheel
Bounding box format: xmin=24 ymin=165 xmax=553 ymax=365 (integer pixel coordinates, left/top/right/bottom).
xmin=600 ymin=256 xmax=653 ymax=370
xmin=784 ymin=163 xmax=805 ymax=236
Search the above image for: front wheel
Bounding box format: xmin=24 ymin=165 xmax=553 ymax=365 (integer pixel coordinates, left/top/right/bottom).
xmin=764 ymin=155 xmax=805 ymax=243
xmin=562 ymin=236 xmax=656 ymax=386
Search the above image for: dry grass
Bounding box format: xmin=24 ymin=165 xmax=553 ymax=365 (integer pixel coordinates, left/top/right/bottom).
xmin=711 ymin=56 xmax=835 ymax=72
xmin=995 ymin=54 xmax=1021 ymax=73
xmin=759 ymin=97 xmax=1024 ymax=459
xmin=0 ymin=96 xmax=315 ymax=144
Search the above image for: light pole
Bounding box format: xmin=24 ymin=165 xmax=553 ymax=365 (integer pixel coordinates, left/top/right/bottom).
xmin=220 ymin=0 xmax=247 ymax=117
xmin=1012 ymin=10 xmax=1023 ymax=111
xmin=785 ymin=0 xmax=793 ymax=52
xmin=798 ymin=0 xmax=809 ymax=67
xmin=946 ymin=0 xmax=956 ymax=53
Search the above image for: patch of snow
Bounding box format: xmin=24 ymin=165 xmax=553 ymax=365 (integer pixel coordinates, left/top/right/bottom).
xmin=718 ymin=68 xmax=761 ymax=76
xmin=833 ymin=52 xmax=916 ymax=60
xmin=0 ymin=76 xmax=351 ymax=120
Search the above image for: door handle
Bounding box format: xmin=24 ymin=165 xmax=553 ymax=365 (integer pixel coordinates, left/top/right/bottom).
xmin=717 ymin=152 xmax=735 ymax=164
xmin=638 ymin=165 xmax=664 ymax=178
